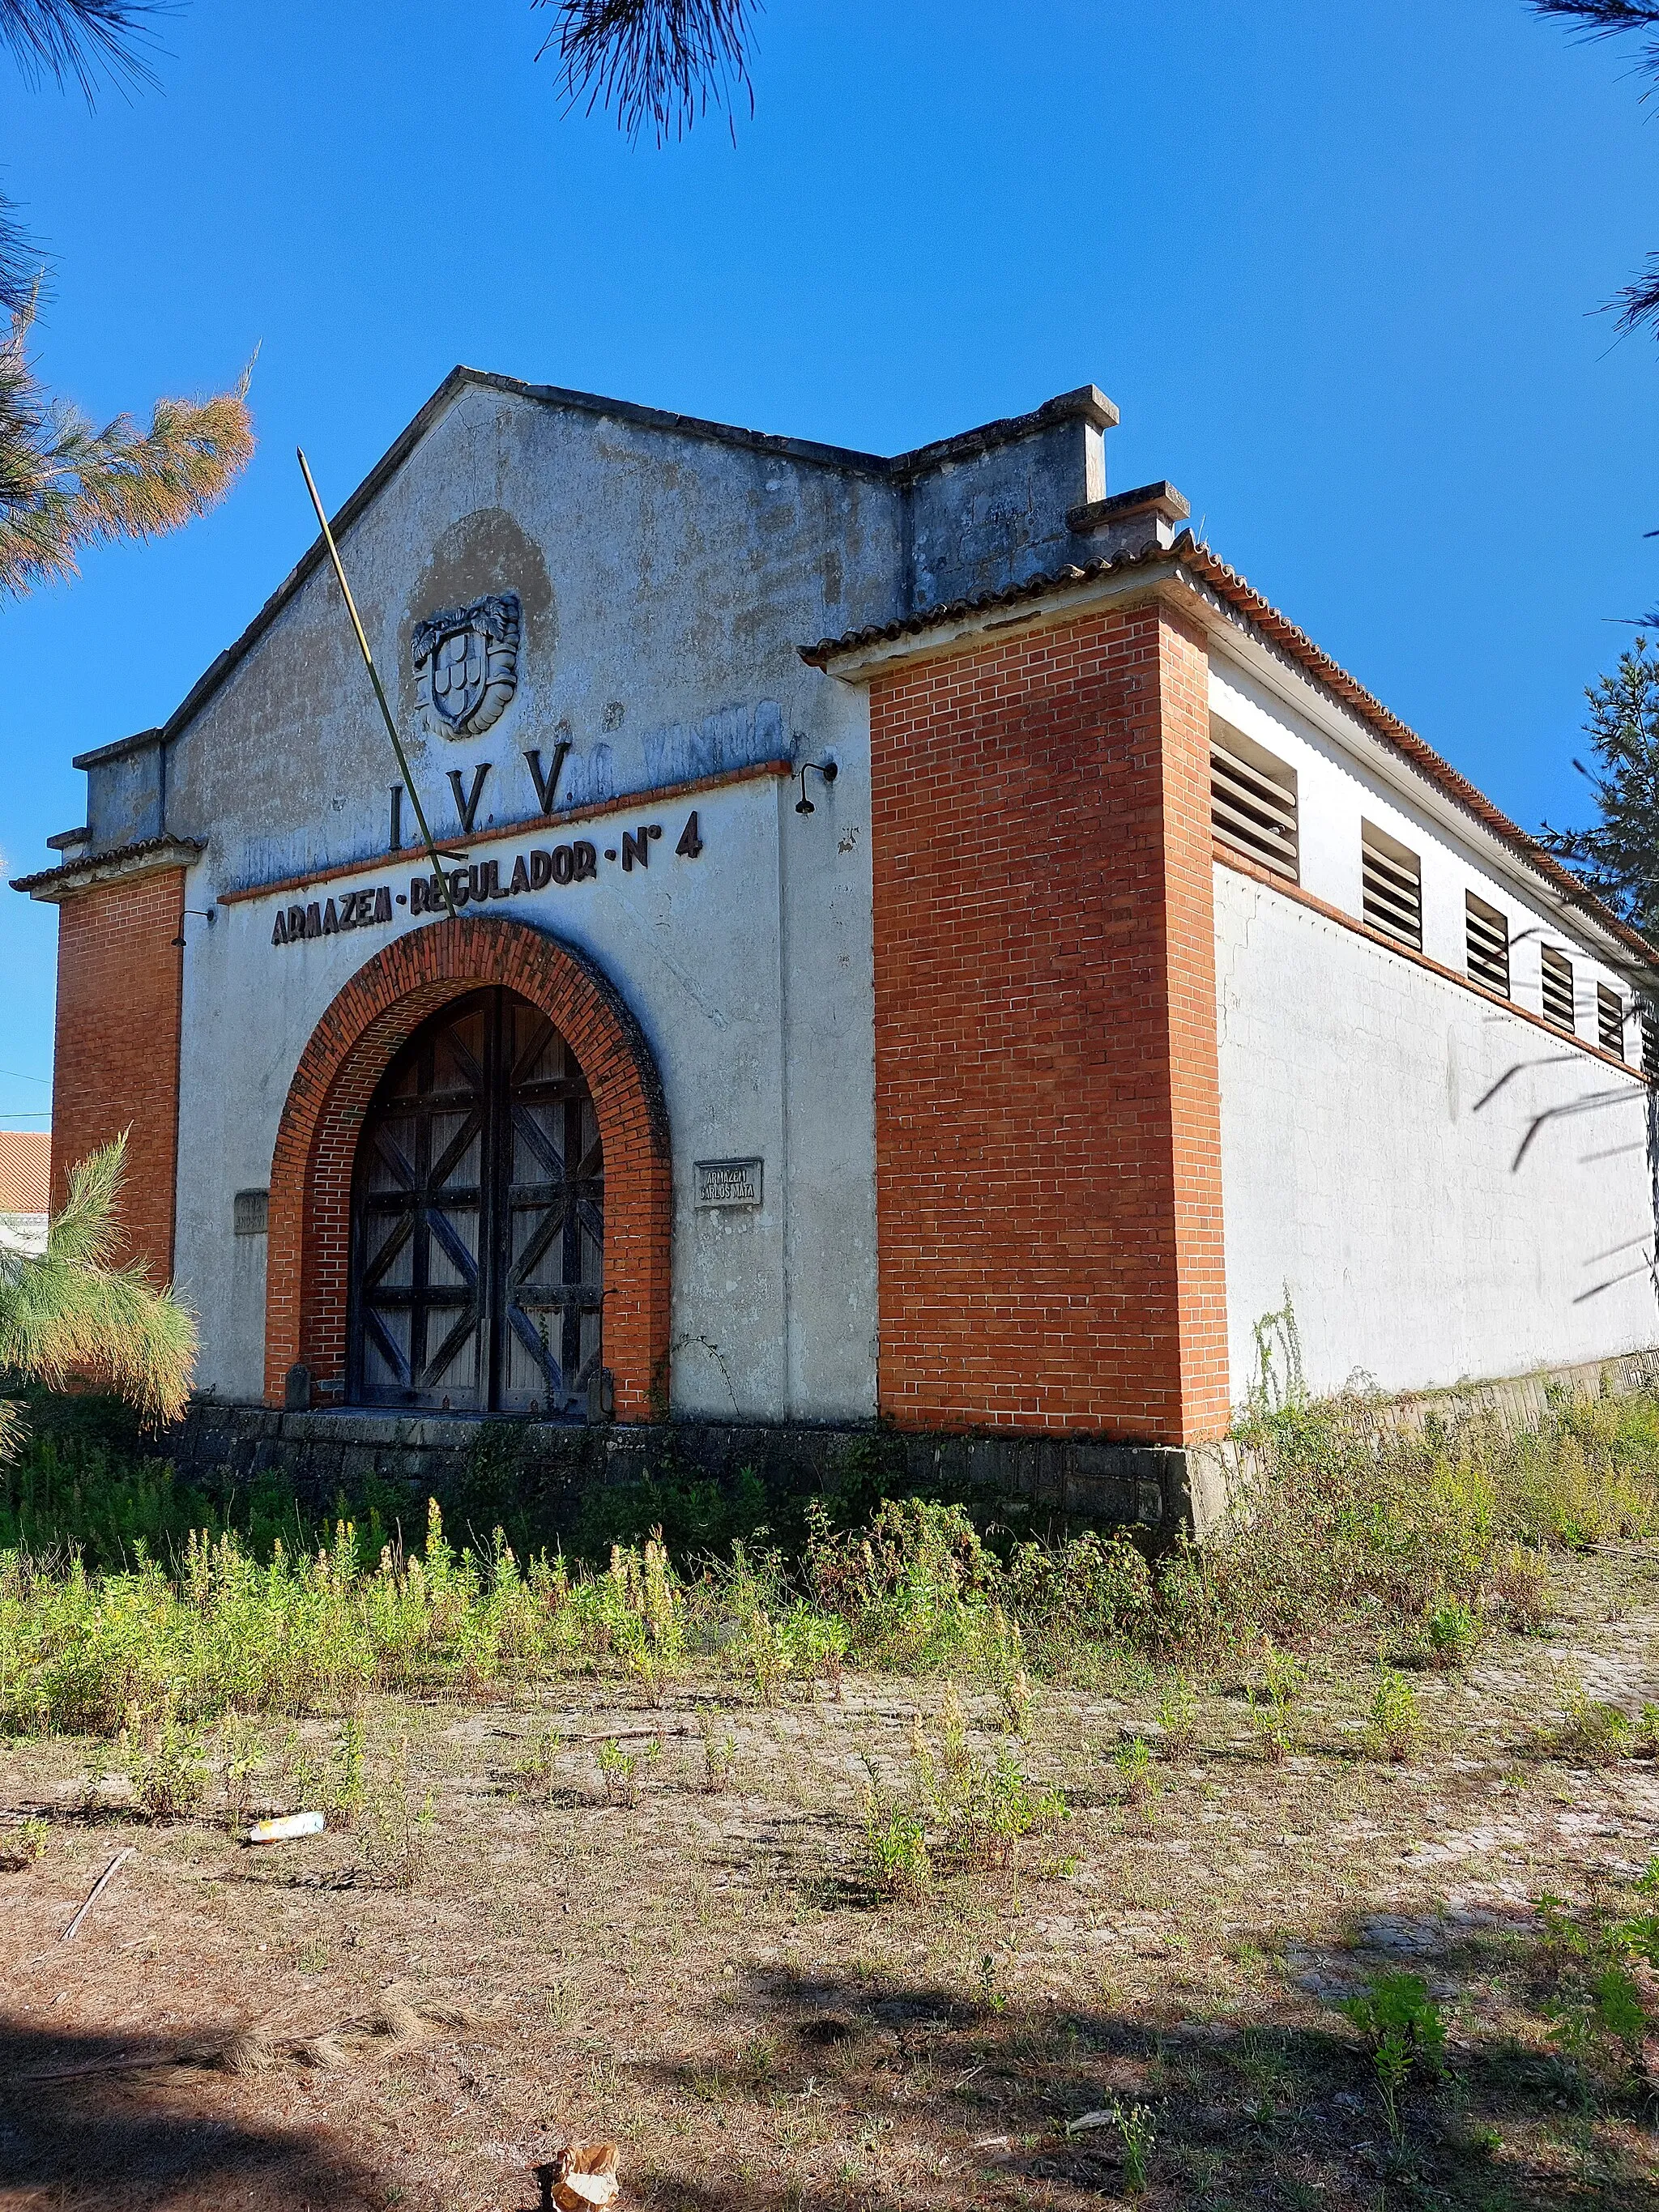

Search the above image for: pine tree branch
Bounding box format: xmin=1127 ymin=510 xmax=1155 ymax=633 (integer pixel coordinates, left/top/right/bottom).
xmin=1537 ymin=637 xmax=1659 ymax=945
xmin=0 ymin=0 xmax=160 ymax=100
xmin=532 ymin=0 xmax=759 ymax=142
xmin=1610 ymin=250 xmax=1659 ymax=339
xmin=1530 ymin=0 xmax=1659 ymax=58
xmin=1531 ymin=3 xmax=1659 ymax=336
xmin=0 ymin=196 xmax=39 ymax=319
xmin=0 ymin=309 xmax=254 ymax=595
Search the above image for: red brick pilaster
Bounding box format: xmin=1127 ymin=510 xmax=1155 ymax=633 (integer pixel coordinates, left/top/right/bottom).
xmin=49 ymin=866 xmax=186 ymax=1282
xmin=265 ymin=917 xmax=672 ymax=1417
xmin=867 ymin=599 xmax=1229 ymax=1443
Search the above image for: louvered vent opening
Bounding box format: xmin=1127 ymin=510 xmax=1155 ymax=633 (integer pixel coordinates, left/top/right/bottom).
xmin=1211 ymin=723 xmax=1298 ymax=882
xmin=1644 ymin=1000 xmax=1658 ymax=1081
xmin=1598 ymin=985 xmax=1626 ymax=1059
xmin=1466 ymin=893 xmax=1510 ymax=997
xmin=1360 ymin=822 xmax=1422 ymax=950
xmin=1542 ymin=946 xmax=1576 ymax=1033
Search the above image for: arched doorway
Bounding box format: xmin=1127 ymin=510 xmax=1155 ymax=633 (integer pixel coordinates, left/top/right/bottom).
xmin=348 ymin=987 xmax=603 ymax=1415
xmin=265 ymin=916 xmax=669 ymax=1419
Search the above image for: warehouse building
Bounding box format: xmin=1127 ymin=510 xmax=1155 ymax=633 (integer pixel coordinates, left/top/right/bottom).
xmin=14 ymin=370 xmax=1658 ymax=1506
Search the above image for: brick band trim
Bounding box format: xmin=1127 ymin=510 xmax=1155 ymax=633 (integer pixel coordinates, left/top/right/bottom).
xmin=264 ymin=915 xmax=672 ymax=1417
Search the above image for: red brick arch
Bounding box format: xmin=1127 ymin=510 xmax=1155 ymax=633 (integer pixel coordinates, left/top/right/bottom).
xmin=264 ymin=916 xmax=671 ymax=1417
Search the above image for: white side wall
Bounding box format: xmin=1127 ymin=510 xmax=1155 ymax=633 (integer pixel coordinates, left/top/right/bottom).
xmin=1216 ymin=863 xmax=1659 ymax=1397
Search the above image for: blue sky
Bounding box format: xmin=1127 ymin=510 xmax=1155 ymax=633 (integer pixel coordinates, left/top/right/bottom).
xmin=2 ymin=0 xmax=1656 ymax=1128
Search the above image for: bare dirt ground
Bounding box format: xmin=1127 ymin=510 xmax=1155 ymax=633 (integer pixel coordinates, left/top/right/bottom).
xmin=6 ymin=1550 xmax=1659 ymax=2210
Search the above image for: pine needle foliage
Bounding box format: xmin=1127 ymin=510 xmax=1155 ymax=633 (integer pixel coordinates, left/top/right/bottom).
xmin=0 ymin=1132 xmax=196 ymax=1461
xmin=0 ymin=202 xmax=34 ymax=322
xmin=0 ymin=304 xmax=254 ymax=595
xmin=0 ymin=6 xmax=251 ymax=582
xmin=1530 ymin=2 xmax=1659 ymax=337
xmin=534 ymin=0 xmax=759 ymax=142
xmin=1538 ymin=637 xmax=1659 ymax=940
xmin=0 ymin=0 xmax=158 ymax=98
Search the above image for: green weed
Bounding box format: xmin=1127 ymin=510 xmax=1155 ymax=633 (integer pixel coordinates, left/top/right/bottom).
xmin=361 ymin=1737 xmax=434 ymax=1891
xmin=1338 ymin=1971 xmax=1446 ymax=2144
xmin=1246 ymin=1644 xmax=1302 ymax=1762
xmin=2 ymin=1363 xmax=1657 ymax=1737
xmin=697 ymin=1710 xmax=736 ymax=1792
xmin=860 ymin=1793 xmax=931 ymax=1897
xmin=219 ymin=1711 xmax=265 ymax=1835
xmin=916 ymin=1686 xmax=1064 ymax=1875
xmin=1111 ymin=2097 xmax=1157 ymax=2195
xmin=1366 ymin=1669 xmax=1421 ymax=1762
xmin=0 ymin=1813 xmax=46 ymax=1869
xmin=1156 ymin=1673 xmax=1198 ymax=1754
xmin=1552 ymin=1691 xmax=1659 ymax=1765
xmin=120 ymin=1697 xmax=207 ymax=1822
xmin=1112 ymin=1733 xmax=1159 ymax=1805
xmin=1422 ymin=1596 xmax=1482 ymax=1669
xmin=595 ymin=1737 xmax=655 ymax=1807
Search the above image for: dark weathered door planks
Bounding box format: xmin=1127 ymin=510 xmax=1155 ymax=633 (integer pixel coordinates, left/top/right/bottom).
xmin=348 ymin=988 xmax=603 ymax=1416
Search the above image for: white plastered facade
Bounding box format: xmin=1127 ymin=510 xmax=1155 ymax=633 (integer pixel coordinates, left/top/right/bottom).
xmin=167 ymin=379 xmax=887 ymax=1421
xmin=1210 ymin=644 xmax=1659 ymax=1399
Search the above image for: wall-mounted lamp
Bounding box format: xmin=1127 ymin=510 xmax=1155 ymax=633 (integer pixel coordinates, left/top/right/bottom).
xmin=795 ymin=760 xmax=839 ymax=816
xmin=171 ymin=909 xmax=215 ymax=948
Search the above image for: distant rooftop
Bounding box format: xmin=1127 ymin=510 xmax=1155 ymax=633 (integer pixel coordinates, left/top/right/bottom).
xmin=0 ymin=1129 xmax=49 ymax=1217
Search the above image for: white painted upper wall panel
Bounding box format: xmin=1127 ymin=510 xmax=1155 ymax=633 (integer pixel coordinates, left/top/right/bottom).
xmin=1210 ymin=652 xmax=1643 ymax=1059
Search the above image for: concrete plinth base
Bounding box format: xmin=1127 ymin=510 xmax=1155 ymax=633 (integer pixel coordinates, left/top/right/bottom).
xmin=164 ymin=1402 xmax=1222 ymax=1543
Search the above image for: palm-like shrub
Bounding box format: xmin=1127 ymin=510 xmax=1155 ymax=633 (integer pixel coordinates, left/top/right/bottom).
xmin=0 ymin=1132 xmax=195 ymax=1460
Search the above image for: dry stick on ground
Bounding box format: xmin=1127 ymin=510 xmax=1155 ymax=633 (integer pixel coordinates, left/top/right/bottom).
xmin=60 ymin=1844 xmax=132 ymax=1941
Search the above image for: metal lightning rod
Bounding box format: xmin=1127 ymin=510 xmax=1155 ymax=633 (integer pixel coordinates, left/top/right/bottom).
xmin=296 ymin=447 xmax=462 ymax=923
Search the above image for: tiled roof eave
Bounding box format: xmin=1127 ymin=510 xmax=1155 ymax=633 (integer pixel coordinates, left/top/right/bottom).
xmin=10 ymin=833 xmax=204 ymax=901
xmin=800 ymin=532 xmax=1659 ymax=976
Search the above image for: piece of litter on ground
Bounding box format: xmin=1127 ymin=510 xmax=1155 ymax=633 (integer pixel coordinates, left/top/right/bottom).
xmin=535 ymin=2142 xmax=621 ymax=2211
xmin=61 ymin=1845 xmax=133 ymax=1941
xmin=975 ymin=2136 xmax=1012 ymax=2150
xmin=246 ymin=1810 xmax=326 ymax=1844
xmin=1064 ymin=2111 xmax=1115 ymax=2136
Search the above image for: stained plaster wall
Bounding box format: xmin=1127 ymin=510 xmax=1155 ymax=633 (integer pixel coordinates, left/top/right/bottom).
xmin=162 ymin=378 xmax=909 ymax=1419
xmin=1211 ymin=650 xmax=1659 ymax=1397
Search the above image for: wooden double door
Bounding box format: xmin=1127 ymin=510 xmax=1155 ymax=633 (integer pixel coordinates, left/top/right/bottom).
xmin=348 ymin=988 xmax=603 ymax=1415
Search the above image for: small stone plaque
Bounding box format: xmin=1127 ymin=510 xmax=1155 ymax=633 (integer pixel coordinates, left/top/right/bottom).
xmin=694 ymin=1157 xmax=763 ymax=1209
xmin=233 ymin=1189 xmax=269 ymax=1236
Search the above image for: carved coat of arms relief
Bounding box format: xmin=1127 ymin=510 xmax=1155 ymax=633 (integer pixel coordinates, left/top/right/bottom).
xmin=412 ymin=591 xmax=521 ymax=737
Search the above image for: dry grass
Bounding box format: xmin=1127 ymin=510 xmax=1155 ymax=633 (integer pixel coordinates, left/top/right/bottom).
xmin=5 ymin=1542 xmax=1659 ymax=2209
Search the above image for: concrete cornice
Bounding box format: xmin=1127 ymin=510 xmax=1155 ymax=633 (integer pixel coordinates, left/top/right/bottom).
xmin=801 ymin=554 xmax=1183 ymax=681
xmin=70 ymin=726 xmax=164 ymax=772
